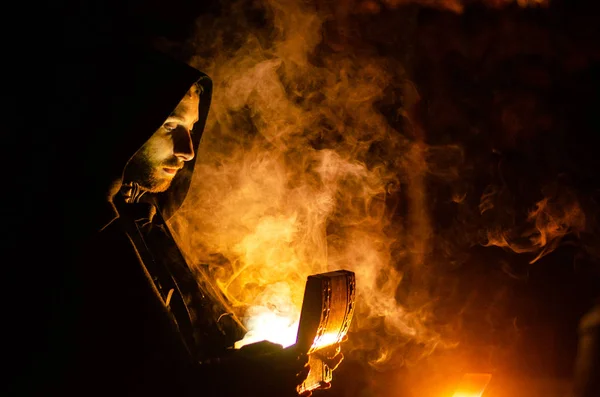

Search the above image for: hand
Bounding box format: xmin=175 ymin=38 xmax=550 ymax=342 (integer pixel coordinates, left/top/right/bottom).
xmin=242 ymin=340 xmax=311 ymax=394
xmin=208 ymin=340 xmax=310 ymax=397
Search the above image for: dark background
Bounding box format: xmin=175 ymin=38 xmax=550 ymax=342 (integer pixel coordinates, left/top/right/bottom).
xmin=10 ymin=0 xmax=599 ymax=396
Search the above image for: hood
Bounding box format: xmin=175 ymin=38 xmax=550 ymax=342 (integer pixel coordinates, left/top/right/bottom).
xmin=152 ymin=72 xmax=212 ymax=221
xmin=63 ymin=41 xmax=211 ymax=232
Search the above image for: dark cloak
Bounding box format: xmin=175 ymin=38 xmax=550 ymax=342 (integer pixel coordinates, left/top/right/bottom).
xmin=23 ymin=41 xmax=245 ymax=396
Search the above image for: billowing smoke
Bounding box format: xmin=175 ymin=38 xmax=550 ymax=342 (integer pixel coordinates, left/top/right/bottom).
xmin=168 ymin=0 xmax=454 ymax=369
xmin=168 ymin=0 xmax=595 ymax=385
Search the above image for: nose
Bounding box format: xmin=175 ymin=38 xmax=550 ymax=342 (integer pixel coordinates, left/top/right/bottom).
xmin=173 ymin=127 xmax=195 ymax=162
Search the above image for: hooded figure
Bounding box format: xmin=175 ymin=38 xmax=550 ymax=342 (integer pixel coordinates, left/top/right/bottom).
xmin=31 ymin=42 xmax=312 ymax=397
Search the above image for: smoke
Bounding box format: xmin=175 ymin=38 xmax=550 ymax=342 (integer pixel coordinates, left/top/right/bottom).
xmin=167 ymin=0 xmax=589 ymax=378
xmin=166 ymin=0 xmax=459 ymax=368
xmin=481 ymin=180 xmax=586 ymax=264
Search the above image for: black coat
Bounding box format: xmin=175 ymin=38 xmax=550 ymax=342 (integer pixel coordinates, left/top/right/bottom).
xmin=12 ymin=38 xmax=246 ymax=396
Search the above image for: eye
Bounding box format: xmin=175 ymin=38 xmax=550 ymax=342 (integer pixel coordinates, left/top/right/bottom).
xmin=164 ymin=122 xmax=177 ymax=132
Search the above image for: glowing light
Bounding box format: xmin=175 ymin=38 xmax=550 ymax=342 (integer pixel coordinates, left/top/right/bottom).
xmin=451 ymin=373 xmax=492 ymax=397
xmin=234 ymin=308 xmax=300 ymax=349
xmin=312 ymin=331 xmax=343 ymax=351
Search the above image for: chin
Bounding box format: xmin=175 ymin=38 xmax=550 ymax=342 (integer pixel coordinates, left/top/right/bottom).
xmin=152 ymin=180 xmax=173 ymax=193
xmin=144 ymin=175 xmax=174 ymax=193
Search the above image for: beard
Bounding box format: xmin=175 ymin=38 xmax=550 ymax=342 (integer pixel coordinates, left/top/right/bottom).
xmin=123 ymin=150 xmax=181 ymax=193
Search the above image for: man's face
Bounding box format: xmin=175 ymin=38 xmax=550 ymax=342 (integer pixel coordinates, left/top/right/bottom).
xmin=124 ymin=86 xmax=200 ymax=193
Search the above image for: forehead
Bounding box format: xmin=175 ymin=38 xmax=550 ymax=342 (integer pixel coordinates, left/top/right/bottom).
xmin=172 ymin=87 xmax=200 ymax=118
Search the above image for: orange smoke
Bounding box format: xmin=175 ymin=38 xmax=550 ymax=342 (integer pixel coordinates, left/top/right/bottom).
xmin=167 ymin=0 xmax=460 ymax=366
xmin=482 ymin=182 xmax=586 ymax=264
xmin=166 ymin=0 xmax=566 ymax=373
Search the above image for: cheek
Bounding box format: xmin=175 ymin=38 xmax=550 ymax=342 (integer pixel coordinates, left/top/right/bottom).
xmin=145 ymin=136 xmax=174 ymax=162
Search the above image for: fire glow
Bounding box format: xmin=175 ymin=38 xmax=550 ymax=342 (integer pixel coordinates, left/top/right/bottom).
xmin=451 ymin=373 xmax=492 ymax=397
xmin=234 ymin=300 xmax=300 ymax=348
